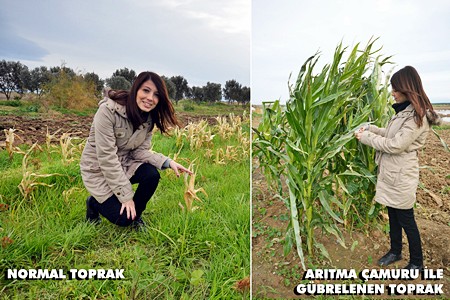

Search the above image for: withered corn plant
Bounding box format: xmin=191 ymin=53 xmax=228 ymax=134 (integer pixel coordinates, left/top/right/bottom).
xmin=184 ymin=120 xmax=215 ymax=151
xmin=181 ymin=162 xmax=208 ymax=212
xmin=4 ymin=128 xmax=24 ymax=161
xmin=45 ymin=127 xmax=62 ymax=153
xmin=59 ymin=132 xmax=83 ymax=165
xmin=18 ymin=143 xmax=63 ymax=200
xmin=253 ymin=39 xmax=393 ymax=269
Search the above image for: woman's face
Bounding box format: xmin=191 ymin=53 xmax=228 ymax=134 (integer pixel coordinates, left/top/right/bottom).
xmin=391 ymin=88 xmax=407 ymax=103
xmin=136 ymin=80 xmax=159 ymax=112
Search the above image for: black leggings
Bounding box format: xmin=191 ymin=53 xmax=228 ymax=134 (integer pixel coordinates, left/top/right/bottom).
xmin=387 ymin=206 xmax=423 ymax=265
xmin=92 ymin=163 xmax=160 ymax=226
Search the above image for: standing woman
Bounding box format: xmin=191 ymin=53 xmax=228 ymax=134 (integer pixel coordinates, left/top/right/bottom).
xmin=355 ymin=66 xmax=441 ymax=270
xmin=80 ymin=71 xmax=192 ymax=229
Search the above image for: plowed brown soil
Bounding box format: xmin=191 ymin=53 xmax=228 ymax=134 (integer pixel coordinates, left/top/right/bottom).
xmin=0 ymin=112 xmax=217 ymax=146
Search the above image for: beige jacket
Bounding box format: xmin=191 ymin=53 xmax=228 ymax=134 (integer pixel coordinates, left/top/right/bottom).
xmin=80 ymin=97 xmax=168 ymax=203
xmin=360 ymin=104 xmax=439 ymax=209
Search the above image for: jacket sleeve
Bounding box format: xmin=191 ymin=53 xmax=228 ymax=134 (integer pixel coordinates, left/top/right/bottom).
xmin=94 ymin=105 xmax=134 ymax=203
xmin=368 ymin=124 xmax=386 ymax=136
xmin=130 ymin=130 xmax=169 ymax=169
xmin=360 ymin=117 xmax=425 ymax=154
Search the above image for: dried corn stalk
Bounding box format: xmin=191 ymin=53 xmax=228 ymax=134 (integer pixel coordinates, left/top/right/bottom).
xmin=18 ymin=143 xmax=63 ymax=200
xmin=45 ymin=127 xmax=62 ymax=152
xmin=4 ymin=128 xmax=24 ymax=160
xmin=59 ymin=132 xmax=82 ymax=164
xmin=181 ymin=162 xmax=207 ymax=212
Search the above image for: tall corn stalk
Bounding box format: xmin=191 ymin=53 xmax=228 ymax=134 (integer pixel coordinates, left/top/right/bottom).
xmin=253 ymin=39 xmax=393 ymax=269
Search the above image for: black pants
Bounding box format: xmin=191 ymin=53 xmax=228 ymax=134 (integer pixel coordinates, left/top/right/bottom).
xmin=387 ymin=206 xmax=423 ymax=265
xmin=92 ymin=163 xmax=160 ymax=226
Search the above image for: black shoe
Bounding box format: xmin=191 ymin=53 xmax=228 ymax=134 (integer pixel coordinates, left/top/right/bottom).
xmin=403 ymin=263 xmax=424 ymax=271
xmin=86 ymin=196 xmax=101 ymax=224
xmin=378 ymin=252 xmax=402 ymax=266
xmin=131 ymin=217 xmax=146 ymax=231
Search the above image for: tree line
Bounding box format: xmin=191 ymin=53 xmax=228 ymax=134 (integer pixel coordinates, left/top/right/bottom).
xmin=0 ymin=60 xmax=250 ymax=105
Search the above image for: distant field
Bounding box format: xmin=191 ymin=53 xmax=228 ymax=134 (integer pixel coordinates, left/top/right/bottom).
xmin=433 ymin=103 xmax=450 ymax=110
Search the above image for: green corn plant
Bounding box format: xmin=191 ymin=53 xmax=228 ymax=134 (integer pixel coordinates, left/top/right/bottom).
xmin=253 ymin=100 xmax=288 ymax=194
xmin=253 ymin=39 xmax=393 ymax=269
xmin=326 ymin=48 xmax=394 ymax=231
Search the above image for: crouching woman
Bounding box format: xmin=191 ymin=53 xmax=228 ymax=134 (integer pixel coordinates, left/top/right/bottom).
xmin=355 ymin=66 xmax=441 ymax=270
xmin=80 ymin=71 xmax=192 ymax=229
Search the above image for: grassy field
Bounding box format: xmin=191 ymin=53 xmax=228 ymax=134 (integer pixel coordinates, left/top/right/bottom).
xmin=0 ymin=98 xmax=248 ymax=118
xmin=0 ymin=105 xmax=250 ymax=299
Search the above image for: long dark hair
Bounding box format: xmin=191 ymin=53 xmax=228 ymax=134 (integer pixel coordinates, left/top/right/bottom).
xmin=108 ymin=71 xmax=179 ymax=133
xmin=390 ymin=66 xmax=437 ymax=127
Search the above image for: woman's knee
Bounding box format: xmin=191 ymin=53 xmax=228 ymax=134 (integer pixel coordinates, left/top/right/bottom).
xmin=114 ymin=215 xmax=134 ymax=227
xmin=138 ymin=163 xmax=161 ymax=183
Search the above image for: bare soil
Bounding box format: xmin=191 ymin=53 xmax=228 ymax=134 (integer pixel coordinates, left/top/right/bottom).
xmin=0 ymin=112 xmax=218 ymax=146
xmin=252 ymin=127 xmax=450 ymax=299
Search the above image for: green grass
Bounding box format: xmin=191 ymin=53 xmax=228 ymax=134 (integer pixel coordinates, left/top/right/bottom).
xmin=175 ymin=100 xmax=249 ymax=116
xmin=434 ymin=123 xmax=450 ymax=130
xmin=0 ymin=99 xmax=249 ymax=119
xmin=0 ymin=100 xmax=22 ymax=107
xmin=0 ymin=119 xmax=250 ymax=299
xmin=0 ymin=99 xmax=42 ymax=115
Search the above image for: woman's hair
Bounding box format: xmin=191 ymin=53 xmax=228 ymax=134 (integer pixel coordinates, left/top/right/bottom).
xmin=390 ymin=66 xmax=438 ymax=127
xmin=108 ymin=71 xmax=179 ymax=133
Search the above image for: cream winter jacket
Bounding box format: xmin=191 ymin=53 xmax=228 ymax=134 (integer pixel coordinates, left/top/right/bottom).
xmin=80 ymin=97 xmax=168 ymax=204
xmin=360 ymin=104 xmax=441 ymax=209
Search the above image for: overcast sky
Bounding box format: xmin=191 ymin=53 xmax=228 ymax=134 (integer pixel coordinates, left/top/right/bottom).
xmin=0 ymin=0 xmax=250 ymax=88
xmin=253 ymin=0 xmax=450 ymax=104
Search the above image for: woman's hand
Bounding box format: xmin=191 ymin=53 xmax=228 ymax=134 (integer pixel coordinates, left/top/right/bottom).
xmin=169 ymin=160 xmax=194 ymax=177
xmin=354 ymin=127 xmax=365 ymax=140
xmin=120 ymin=199 xmax=136 ymax=220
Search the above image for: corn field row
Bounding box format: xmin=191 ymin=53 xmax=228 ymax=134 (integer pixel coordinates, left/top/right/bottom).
xmin=253 ymin=39 xmax=394 ymax=269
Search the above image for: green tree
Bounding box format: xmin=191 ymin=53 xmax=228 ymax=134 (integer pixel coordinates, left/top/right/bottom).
xmin=223 ymin=79 xmax=242 ymax=104
xmin=112 ymin=68 xmax=136 ymax=85
xmin=170 ymin=75 xmax=189 ymax=104
xmin=161 ymin=75 xmax=176 ymax=100
xmin=19 ymin=65 xmax=30 ymax=94
xmin=84 ymin=72 xmax=105 ymax=96
xmin=105 ymin=76 xmax=132 ymax=90
xmin=0 ymin=60 xmax=27 ymax=99
xmin=50 ymin=66 xmax=76 ymax=78
xmin=203 ymin=82 xmax=222 ymax=103
xmin=190 ymin=86 xmax=204 ymax=102
xmin=238 ymin=86 xmax=250 ymax=105
xmin=22 ymin=66 xmax=52 ymax=97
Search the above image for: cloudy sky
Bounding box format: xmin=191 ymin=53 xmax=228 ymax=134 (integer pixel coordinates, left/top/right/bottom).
xmin=253 ymin=0 xmax=450 ymax=104
xmin=0 ymin=0 xmax=250 ymax=88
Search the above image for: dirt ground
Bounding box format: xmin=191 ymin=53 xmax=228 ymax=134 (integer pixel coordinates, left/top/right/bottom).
xmin=252 ymin=126 xmax=450 ymax=299
xmin=0 ymin=112 xmax=217 ymax=146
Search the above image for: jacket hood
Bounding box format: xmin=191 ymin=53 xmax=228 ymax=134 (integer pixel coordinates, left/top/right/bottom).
xmin=426 ymin=110 xmax=443 ymax=126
